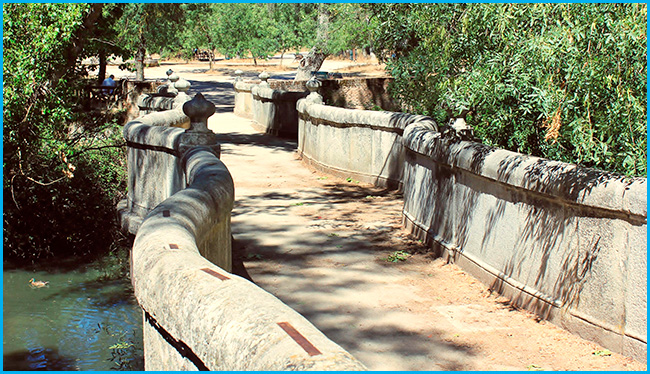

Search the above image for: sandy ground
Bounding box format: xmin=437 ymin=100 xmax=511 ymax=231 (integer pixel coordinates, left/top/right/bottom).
xmin=114 ymin=60 xmax=646 ymax=371
xmin=104 ymin=54 xmax=387 ymax=83
xmin=210 ymin=114 xmax=645 ymax=371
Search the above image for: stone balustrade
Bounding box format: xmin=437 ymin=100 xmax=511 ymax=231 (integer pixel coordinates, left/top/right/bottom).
xmin=296 ymin=77 xmax=436 ymax=189
xmin=289 ymin=78 xmax=647 ymax=361
xmin=119 ymin=83 xmax=366 ymax=371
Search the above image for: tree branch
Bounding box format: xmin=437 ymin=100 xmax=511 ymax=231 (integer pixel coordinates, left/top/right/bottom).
xmin=69 ymin=143 xmax=126 ymax=159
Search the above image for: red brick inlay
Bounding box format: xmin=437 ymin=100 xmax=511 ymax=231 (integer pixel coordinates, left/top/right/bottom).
xmin=201 ymin=267 xmax=229 ymax=281
xmin=277 ymin=322 xmax=322 ymax=356
xmin=163 ymin=210 xmax=170 ymax=217
xmin=169 ymin=244 xmax=179 ymax=249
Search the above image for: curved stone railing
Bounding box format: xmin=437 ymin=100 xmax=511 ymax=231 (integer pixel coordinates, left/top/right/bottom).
xmin=120 ymin=91 xmax=366 ymax=370
xmin=251 ymin=73 xmax=308 ymax=138
xmin=133 ymin=168 xmax=366 ymax=369
xmin=402 ymin=122 xmax=647 ymax=361
xmin=234 ymin=72 xmax=307 ymax=138
xmin=234 ymin=72 xmax=397 ymax=140
xmin=290 ymin=78 xmax=646 ymax=360
xmin=296 ymin=78 xmax=436 ymax=189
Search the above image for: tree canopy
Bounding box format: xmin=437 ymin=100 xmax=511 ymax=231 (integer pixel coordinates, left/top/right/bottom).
xmin=369 ymin=3 xmax=647 ymax=177
xmin=4 ymin=3 xmax=127 ymax=263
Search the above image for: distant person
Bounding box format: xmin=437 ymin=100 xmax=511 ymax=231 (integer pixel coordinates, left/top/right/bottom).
xmin=101 ymin=74 xmax=116 ymax=94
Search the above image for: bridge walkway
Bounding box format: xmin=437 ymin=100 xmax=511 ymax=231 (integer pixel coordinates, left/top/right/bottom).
xmin=202 ymin=110 xmax=643 ymax=371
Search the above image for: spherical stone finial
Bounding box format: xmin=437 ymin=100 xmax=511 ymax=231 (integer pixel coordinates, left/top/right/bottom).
xmin=259 ymin=72 xmax=270 ymax=86
xmin=235 ymin=69 xmax=243 ymax=78
xmin=183 ymin=93 xmax=215 ymax=132
xmin=174 ymin=78 xmax=191 ymax=93
xmin=306 ymin=77 xmax=322 ymax=93
xmin=166 ymin=69 xmax=173 ymax=77
xmin=167 ymin=73 xmax=180 ymax=95
xmin=305 ymin=77 xmax=323 ymax=104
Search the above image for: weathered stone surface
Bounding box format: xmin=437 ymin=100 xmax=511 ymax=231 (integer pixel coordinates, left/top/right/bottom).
xmin=123 ymin=94 xmax=366 ymax=371
xmin=122 ymin=115 xmax=187 ymax=230
xmin=250 ymin=85 xmax=308 ymax=138
xmin=233 ymin=80 xmax=255 ymax=118
xmin=401 ymin=123 xmax=647 ymax=361
xmin=131 ymin=149 xmax=365 ymax=370
xmin=296 ymin=98 xmax=435 ymax=189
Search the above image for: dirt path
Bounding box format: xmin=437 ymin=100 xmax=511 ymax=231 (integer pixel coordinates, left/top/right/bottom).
xmin=118 ymin=61 xmax=645 ymax=370
xmin=208 ymin=114 xmax=644 ymax=371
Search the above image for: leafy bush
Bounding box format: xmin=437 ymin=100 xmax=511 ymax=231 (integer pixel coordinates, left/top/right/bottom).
xmin=369 ymin=4 xmax=646 ymax=177
xmin=3 ymin=4 xmax=127 ymax=263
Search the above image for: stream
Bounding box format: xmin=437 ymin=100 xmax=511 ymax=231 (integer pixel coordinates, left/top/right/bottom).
xmin=3 ymin=251 xmax=143 ymax=371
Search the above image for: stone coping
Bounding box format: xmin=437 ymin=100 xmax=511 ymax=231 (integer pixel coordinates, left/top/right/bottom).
xmin=123 ymin=109 xmax=187 ymax=150
xmin=131 ymin=148 xmax=366 ymax=371
xmin=403 ymin=123 xmax=647 ymax=219
xmin=297 ymin=100 xmax=435 ymax=133
xmin=252 ymin=85 xmax=309 ymax=102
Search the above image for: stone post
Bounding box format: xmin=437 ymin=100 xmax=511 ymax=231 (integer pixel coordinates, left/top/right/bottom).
xmin=259 ymin=72 xmax=270 ymax=87
xmin=179 ymin=93 xmax=220 ymax=157
xmin=173 ymin=78 xmax=191 ymax=106
xmin=305 ymin=77 xmax=323 ymax=105
xmin=168 ymin=72 xmax=180 ymax=95
xmin=234 ymin=69 xmax=244 ymax=82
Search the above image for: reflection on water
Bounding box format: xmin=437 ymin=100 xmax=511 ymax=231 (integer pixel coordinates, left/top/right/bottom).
xmin=3 ymin=257 xmax=144 ymax=371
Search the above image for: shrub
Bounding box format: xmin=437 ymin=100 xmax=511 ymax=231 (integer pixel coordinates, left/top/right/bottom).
xmin=369 ymin=3 xmax=647 ymax=177
xmin=3 ymin=4 xmax=128 ymax=263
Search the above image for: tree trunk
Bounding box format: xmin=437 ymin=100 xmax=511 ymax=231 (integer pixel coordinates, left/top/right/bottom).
xmin=294 ymin=51 xmax=328 ymax=80
xmin=294 ymin=4 xmax=330 ymax=81
xmin=97 ymin=49 xmax=107 ymax=84
xmin=208 ymin=48 xmax=214 ymax=71
xmin=135 ymin=45 xmax=145 ymax=81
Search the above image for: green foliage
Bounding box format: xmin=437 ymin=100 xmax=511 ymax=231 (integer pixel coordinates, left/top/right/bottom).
xmin=3 ymin=4 xmax=127 ymax=263
xmin=326 ymin=4 xmax=373 ymax=54
xmin=592 ymin=349 xmax=612 ymax=357
xmin=370 ymin=4 xmax=647 ymax=176
xmin=96 ymin=324 xmax=143 ymax=370
xmin=114 ymin=3 xmax=183 ymax=54
xmin=384 ymin=250 xmax=410 ymax=262
xmin=268 ymin=4 xmax=318 ymax=56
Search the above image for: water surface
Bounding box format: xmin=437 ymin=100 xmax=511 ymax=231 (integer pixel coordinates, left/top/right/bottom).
xmin=3 ymin=255 xmax=143 ymax=371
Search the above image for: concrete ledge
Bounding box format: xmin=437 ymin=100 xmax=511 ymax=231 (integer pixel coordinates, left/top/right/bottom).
xmin=251 ymin=85 xmax=307 ymax=138
xmin=401 ymin=124 xmax=647 ymax=362
xmin=132 ymin=150 xmax=366 ymax=371
xmin=403 ymin=123 xmax=647 ymax=218
xmin=297 ymin=99 xmax=437 ymax=190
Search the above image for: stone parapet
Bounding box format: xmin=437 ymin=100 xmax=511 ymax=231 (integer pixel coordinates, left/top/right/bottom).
xmin=233 ymin=76 xmax=399 ymax=136
xmin=131 ymin=148 xmax=366 ymax=370
xmin=250 ymin=80 xmax=308 ymax=138
xmin=401 ymin=123 xmax=647 ymax=361
xmin=296 ymin=90 xmax=436 ymax=189
xmin=121 ymin=90 xmax=366 ymax=371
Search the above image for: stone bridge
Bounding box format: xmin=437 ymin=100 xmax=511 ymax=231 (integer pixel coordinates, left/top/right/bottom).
xmin=118 ymin=72 xmax=647 ymax=370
